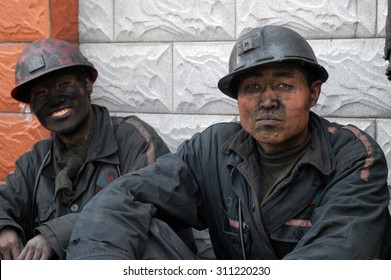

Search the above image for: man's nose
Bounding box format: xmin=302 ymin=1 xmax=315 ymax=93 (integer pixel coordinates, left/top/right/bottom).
xmin=259 ymin=86 xmax=278 ymax=109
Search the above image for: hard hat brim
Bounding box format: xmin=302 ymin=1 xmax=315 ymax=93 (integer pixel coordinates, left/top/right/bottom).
xmin=11 ymin=64 xmax=98 ymax=103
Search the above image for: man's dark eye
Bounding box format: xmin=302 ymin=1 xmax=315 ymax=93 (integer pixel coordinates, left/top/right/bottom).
xmin=246 ymin=84 xmax=262 ymax=91
xmin=276 ymin=83 xmax=293 ymax=90
xmin=32 ymin=90 xmax=47 ymax=99
xmin=59 ymin=81 xmax=71 ymax=88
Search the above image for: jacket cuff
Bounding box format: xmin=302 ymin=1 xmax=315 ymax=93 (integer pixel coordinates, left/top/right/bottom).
xmin=0 ymin=217 xmax=26 ymax=243
xmin=35 ymin=224 xmax=63 ymax=259
xmin=35 ymin=213 xmax=78 ymax=259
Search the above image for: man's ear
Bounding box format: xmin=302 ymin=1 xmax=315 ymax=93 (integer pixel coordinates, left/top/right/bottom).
xmin=83 ymin=73 xmax=93 ymax=94
xmin=309 ymin=80 xmax=322 ymax=107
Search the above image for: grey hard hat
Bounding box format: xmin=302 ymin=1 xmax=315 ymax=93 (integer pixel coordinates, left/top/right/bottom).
xmin=218 ymin=25 xmax=328 ymax=99
xmin=11 ymin=38 xmax=98 ymax=103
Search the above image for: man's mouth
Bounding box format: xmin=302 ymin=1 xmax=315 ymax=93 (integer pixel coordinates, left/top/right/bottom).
xmin=255 ymin=114 xmax=283 ymax=126
xmin=258 ymin=119 xmax=281 ymax=125
xmin=50 ymin=107 xmax=71 ymax=118
xmin=256 ymin=114 xmax=282 ymax=121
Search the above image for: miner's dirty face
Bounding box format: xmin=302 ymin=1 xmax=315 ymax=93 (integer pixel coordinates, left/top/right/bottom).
xmin=237 ymin=63 xmax=321 ymax=154
xmin=29 ymin=68 xmax=93 ymax=136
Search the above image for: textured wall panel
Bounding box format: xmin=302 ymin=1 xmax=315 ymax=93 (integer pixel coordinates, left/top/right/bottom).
xmin=81 ymin=43 xmax=173 ymax=113
xmin=311 ymin=38 xmax=391 ymax=118
xmin=0 ymin=113 xmax=50 ymax=181
xmin=0 ymin=0 xmax=49 ymax=42
xmin=0 ymin=44 xmax=26 ymax=112
xmin=50 ymin=0 xmax=79 ymax=42
xmin=173 ymin=42 xmax=237 ymax=114
xmin=121 ymin=113 xmax=239 ymax=152
xmin=378 ymin=0 xmax=387 ymax=37
xmin=115 ymin=0 xmax=235 ymax=41
xmin=325 ymin=118 xmax=376 ymax=138
xmin=237 ymin=0 xmax=375 ymax=39
xmin=79 ymin=0 xmax=113 ymax=42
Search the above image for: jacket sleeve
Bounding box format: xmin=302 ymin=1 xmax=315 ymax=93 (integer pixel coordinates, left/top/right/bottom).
xmin=0 ymin=148 xmax=44 ymax=243
xmin=0 ymin=171 xmax=28 ymax=242
xmin=285 ymin=130 xmax=390 ymax=259
xmin=35 ymin=213 xmax=79 ymax=259
xmin=114 ymin=116 xmax=170 ymax=173
xmin=67 ymin=153 xmax=202 ymax=259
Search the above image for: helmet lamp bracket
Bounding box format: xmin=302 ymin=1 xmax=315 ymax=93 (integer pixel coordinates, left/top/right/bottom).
xmin=238 ymin=35 xmax=260 ymax=55
xmin=26 ymin=55 xmax=45 ymax=74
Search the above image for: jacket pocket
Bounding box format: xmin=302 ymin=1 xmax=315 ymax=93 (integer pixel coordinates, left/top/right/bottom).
xmin=221 ymin=208 xmax=251 ymax=259
xmin=270 ymin=220 xmax=311 ymax=243
xmin=269 ymin=221 xmax=311 ymax=258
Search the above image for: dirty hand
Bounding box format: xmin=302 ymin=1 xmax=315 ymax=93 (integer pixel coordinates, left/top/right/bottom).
xmin=18 ymin=234 xmax=54 ymax=260
xmin=0 ymin=227 xmax=23 ymax=259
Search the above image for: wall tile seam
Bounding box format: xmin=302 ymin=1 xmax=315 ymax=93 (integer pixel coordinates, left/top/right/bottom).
xmin=48 ymin=0 xmax=52 ymax=36
xmin=112 ymin=0 xmax=116 ymax=44
xmin=170 ymin=41 xmax=175 ymax=112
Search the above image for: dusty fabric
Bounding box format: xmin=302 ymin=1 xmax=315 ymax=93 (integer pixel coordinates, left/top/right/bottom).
xmin=0 ymin=105 xmax=171 ymax=259
xmin=67 ymin=112 xmax=391 ymax=260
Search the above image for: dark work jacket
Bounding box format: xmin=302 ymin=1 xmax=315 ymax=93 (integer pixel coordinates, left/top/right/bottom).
xmin=68 ymin=112 xmax=391 ymax=259
xmin=0 ymin=105 xmax=170 ymax=259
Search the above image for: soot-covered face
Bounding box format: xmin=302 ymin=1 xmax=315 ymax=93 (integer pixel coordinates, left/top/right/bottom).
xmin=29 ymin=68 xmax=93 ymax=136
xmin=237 ymin=63 xmax=321 ymax=154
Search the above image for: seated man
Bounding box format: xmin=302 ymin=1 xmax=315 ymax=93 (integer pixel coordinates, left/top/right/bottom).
xmin=0 ymin=38 xmax=171 ymax=259
xmin=67 ymin=25 xmax=391 ymax=259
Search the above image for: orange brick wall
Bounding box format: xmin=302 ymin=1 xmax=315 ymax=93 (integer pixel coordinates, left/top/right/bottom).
xmin=0 ymin=0 xmax=79 ymax=182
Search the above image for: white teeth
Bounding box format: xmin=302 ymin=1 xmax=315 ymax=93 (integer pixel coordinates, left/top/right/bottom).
xmin=51 ymin=108 xmax=70 ymax=117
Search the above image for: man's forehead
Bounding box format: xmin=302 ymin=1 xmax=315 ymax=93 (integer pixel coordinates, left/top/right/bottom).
xmin=29 ymin=68 xmax=78 ymax=88
xmin=242 ymin=63 xmax=298 ymax=78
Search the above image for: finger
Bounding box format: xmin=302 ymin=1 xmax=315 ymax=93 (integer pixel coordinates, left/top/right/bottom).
xmin=33 ymin=251 xmax=42 ymax=260
xmin=40 ymin=250 xmax=51 ymax=260
xmin=17 ymin=247 xmax=28 ymax=260
xmin=40 ymin=246 xmax=54 ymax=260
xmin=11 ymin=246 xmax=22 ymax=260
xmin=18 ymin=246 xmax=34 ymax=260
xmin=25 ymin=249 xmax=35 ymax=260
xmin=0 ymin=250 xmax=12 ymax=260
xmin=31 ymin=246 xmax=44 ymax=260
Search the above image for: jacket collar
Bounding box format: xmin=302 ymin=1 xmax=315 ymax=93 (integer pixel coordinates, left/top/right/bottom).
xmin=222 ymin=112 xmax=334 ymax=177
xmin=85 ymin=104 xmax=119 ymax=163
